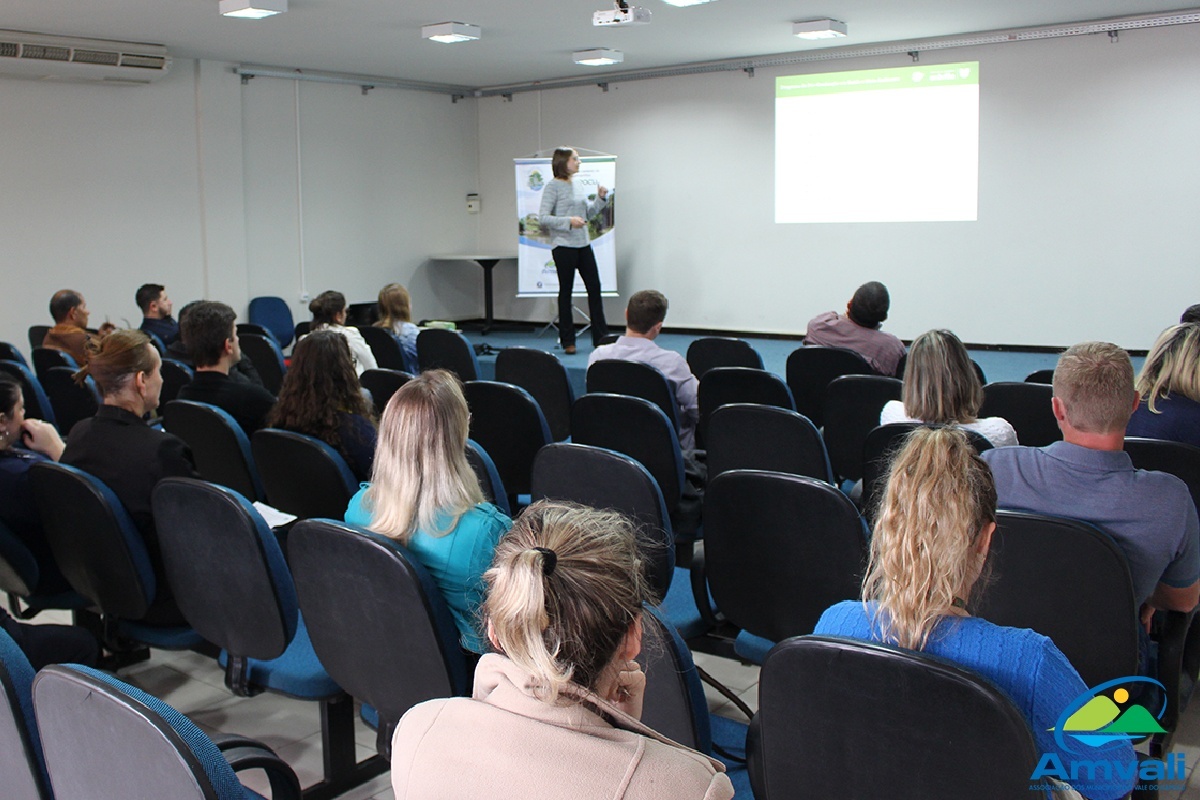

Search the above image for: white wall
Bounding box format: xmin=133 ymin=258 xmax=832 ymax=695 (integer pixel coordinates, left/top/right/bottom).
xmin=475 ymin=24 xmax=1200 ymax=349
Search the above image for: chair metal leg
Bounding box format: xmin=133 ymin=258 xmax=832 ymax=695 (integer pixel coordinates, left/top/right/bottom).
xmin=299 ymin=694 xmax=389 ymax=800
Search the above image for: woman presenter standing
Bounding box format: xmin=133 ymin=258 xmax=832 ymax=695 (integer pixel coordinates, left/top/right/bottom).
xmin=538 ymin=147 xmax=610 ymax=354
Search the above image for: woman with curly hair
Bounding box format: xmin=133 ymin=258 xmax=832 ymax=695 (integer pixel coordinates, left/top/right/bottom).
xmin=268 ymin=330 xmax=377 ymax=480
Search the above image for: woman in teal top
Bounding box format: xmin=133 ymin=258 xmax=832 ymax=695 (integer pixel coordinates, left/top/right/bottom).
xmin=344 ymin=369 xmax=511 ymax=653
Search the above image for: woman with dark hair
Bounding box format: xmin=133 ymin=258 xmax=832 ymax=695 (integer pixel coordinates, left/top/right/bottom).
xmin=538 ymin=147 xmax=610 ymax=354
xmin=62 ymin=329 xmax=198 ymax=625
xmin=389 ymin=500 xmax=732 ymax=799
xmin=307 ymin=290 xmax=378 ymax=375
xmin=269 ymin=330 xmax=377 ymax=480
xmin=374 ymin=282 xmax=420 ymax=373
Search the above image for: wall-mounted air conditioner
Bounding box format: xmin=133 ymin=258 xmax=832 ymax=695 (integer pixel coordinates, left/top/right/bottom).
xmin=0 ymin=30 xmax=171 ymax=84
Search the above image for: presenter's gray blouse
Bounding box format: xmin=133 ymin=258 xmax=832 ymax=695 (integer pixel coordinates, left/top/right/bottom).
xmin=538 ymin=178 xmax=610 ymax=248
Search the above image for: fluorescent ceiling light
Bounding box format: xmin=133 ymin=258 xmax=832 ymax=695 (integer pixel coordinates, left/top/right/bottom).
xmin=793 ymin=19 xmax=848 ymax=40
xmin=661 ymin=0 xmax=717 ymax=6
xmin=421 ymin=22 xmax=482 ymax=44
xmin=574 ymin=48 xmax=624 ymax=66
xmin=219 ymin=0 xmax=286 ymax=19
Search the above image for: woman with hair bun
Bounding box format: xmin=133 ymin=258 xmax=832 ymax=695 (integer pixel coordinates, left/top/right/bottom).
xmin=306 ymin=290 xmax=378 ymax=375
xmin=1128 ymin=323 xmax=1200 ymax=448
xmin=814 ymin=427 xmax=1133 ymax=800
xmin=389 ymin=500 xmax=733 ymax=800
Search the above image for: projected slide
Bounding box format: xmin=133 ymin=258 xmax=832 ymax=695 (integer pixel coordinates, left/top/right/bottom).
xmin=775 ymin=62 xmax=979 ymax=223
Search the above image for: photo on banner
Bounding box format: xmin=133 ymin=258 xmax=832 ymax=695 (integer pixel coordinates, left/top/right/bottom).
xmin=514 ymin=155 xmax=619 ymax=298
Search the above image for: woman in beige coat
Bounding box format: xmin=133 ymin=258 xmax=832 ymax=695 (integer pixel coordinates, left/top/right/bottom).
xmin=390 ymin=501 xmax=733 ymax=800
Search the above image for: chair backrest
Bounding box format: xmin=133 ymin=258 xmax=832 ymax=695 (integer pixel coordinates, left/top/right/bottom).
xmin=0 ymin=517 xmax=39 ymax=599
xmin=39 ymin=366 xmax=99 ymax=435
xmin=159 ymin=358 xmax=194 ymax=407
xmin=151 ymin=478 xmax=298 ymax=663
xmin=704 ymin=470 xmax=866 ymax=644
xmin=26 ymin=327 xmax=50 ymax=355
xmin=494 ymin=347 xmax=575 ymax=442
xmin=706 ymin=404 xmax=833 ymax=484
xmin=0 ymin=342 xmax=28 ymax=367
xmin=822 ymin=374 xmax=903 ymax=482
xmin=0 ymin=361 xmax=55 ymax=427
xmin=637 ymin=605 xmax=710 ymax=754
xmin=466 ymin=439 xmax=510 ymax=516
xmin=463 ymin=381 xmax=552 ymax=498
xmin=289 ymin=519 xmax=469 ymax=756
xmin=143 ymin=330 xmax=167 ymax=355
xmin=162 ymin=400 xmax=265 ymax=502
xmin=697 ymin=367 xmax=794 ymax=447
xmin=0 ymin=627 xmax=50 ymax=800
xmin=785 ymin=346 xmax=877 ymax=429
xmin=29 ymin=462 xmax=156 ymax=619
xmin=974 ymin=511 xmax=1140 ymax=689
xmin=248 ymin=296 xmax=296 ymax=349
xmin=33 ymin=664 xmax=252 ymax=799
xmin=754 ymin=636 xmax=1038 ymax=799
xmin=416 ymin=329 xmax=479 ymax=381
xmin=252 ymin=429 xmax=358 ymax=520
xmin=294 ymin=320 xmax=311 ymax=339
xmin=531 ymin=443 xmax=675 ymax=598
xmin=586 ymin=359 xmax=682 ymax=434
xmin=237 ymin=333 xmax=286 ymax=395
xmin=356 ymin=326 xmax=407 ymax=371
xmin=1124 ymin=437 xmax=1200 ymax=514
xmin=861 ymin=423 xmax=993 ymax=523
xmin=685 ymin=337 xmax=763 ymax=379
xmin=31 ymin=349 xmax=76 ymax=382
xmin=570 ymin=394 xmax=685 ymax=510
xmin=979 ymin=381 xmax=1061 ymax=447
xmin=360 ymin=368 xmax=414 ymax=416
xmin=1025 ymin=368 xmax=1055 ymax=384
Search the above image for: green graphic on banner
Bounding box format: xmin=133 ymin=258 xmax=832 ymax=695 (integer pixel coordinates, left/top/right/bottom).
xmin=776 ymin=62 xmax=979 ymax=98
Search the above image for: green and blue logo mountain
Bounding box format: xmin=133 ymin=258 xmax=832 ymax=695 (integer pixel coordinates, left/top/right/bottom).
xmin=1053 ymin=677 xmax=1167 ymax=750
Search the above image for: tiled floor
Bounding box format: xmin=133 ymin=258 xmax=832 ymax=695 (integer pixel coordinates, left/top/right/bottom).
xmin=21 ymin=610 xmax=1200 ymax=799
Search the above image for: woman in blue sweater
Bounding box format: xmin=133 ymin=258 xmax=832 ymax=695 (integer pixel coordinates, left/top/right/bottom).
xmin=814 ymin=427 xmax=1135 ymax=800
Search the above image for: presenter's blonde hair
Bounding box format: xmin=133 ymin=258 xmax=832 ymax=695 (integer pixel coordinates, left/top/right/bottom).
xmin=1136 ymin=324 xmax=1200 ymax=412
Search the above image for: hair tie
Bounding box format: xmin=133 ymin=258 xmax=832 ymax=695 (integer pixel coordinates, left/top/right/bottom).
xmin=533 ymin=547 xmax=557 ymax=576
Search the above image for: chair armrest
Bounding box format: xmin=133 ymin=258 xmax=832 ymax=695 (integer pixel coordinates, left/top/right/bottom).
xmin=689 ymin=548 xmax=723 ymax=628
xmin=1153 ymin=608 xmax=1198 ymax=734
xmin=222 ymin=744 xmax=302 ymax=800
xmin=746 ymin=713 xmax=765 ymax=800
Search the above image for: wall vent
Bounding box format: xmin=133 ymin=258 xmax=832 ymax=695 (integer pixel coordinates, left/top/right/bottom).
xmin=0 ymin=30 xmax=171 ymax=84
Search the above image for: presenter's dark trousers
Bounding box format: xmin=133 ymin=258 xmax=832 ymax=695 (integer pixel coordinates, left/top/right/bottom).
xmin=553 ymin=244 xmax=609 ymax=348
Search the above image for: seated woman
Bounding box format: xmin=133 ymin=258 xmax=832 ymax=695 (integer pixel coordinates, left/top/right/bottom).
xmin=306 ymin=290 xmax=378 ymax=375
xmin=268 ymin=330 xmax=377 ymax=481
xmin=62 ymin=329 xmax=198 ymax=625
xmin=1128 ymin=322 xmax=1200 ymax=448
xmin=390 ymin=500 xmax=733 ymax=799
xmin=814 ymin=427 xmax=1134 ymax=800
xmin=375 ymin=282 xmax=420 ymax=373
xmin=881 ymin=328 xmax=1018 ymax=446
xmin=345 ymin=369 xmax=509 ymax=654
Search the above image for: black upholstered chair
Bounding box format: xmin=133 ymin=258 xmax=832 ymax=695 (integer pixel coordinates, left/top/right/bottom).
xmin=159 ymin=358 xmax=194 ymax=406
xmin=236 ymin=322 xmax=274 ymax=342
xmin=696 ymin=367 xmax=794 ymax=447
xmin=33 ymin=663 xmax=301 ymax=800
xmin=151 ymin=478 xmax=385 ymax=796
xmin=706 ymin=404 xmax=833 ymax=484
xmin=980 ymin=381 xmax=1061 ymax=447
xmin=699 ymin=470 xmax=866 ymax=663
xmin=31 ymin=348 xmax=76 ymax=382
xmin=357 ymin=326 xmax=408 ymax=371
xmin=416 ymin=329 xmax=479 ymax=380
xmin=0 ymin=515 xmax=88 ymax=620
xmin=1124 ymin=437 xmax=1200 ymax=513
xmin=463 ymin=381 xmax=552 ymax=504
xmin=861 ymin=423 xmax=992 ymax=523
xmin=162 ymin=400 xmax=265 ymax=502
xmin=822 ymin=374 xmax=903 ymax=482
xmin=39 ymin=366 xmax=99 ymax=435
xmin=586 ymin=360 xmax=682 ymax=436
xmin=785 ymin=345 xmax=876 ymax=429
xmin=495 ymin=347 xmax=575 ymax=442
xmin=685 ymin=336 xmax=763 ymax=379
xmin=0 ymin=342 xmax=27 ymax=367
xmin=360 ymin=368 xmax=414 ymax=415
xmin=0 ymin=361 xmax=55 ymax=427
xmin=249 ymin=296 xmax=296 ymax=349
xmin=531 ymin=442 xmax=675 ymax=598
xmin=294 ymin=320 xmax=312 ymax=339
xmin=0 ymin=626 xmax=52 ymax=800
xmin=26 ymin=327 xmax=50 ymax=356
xmin=252 ymin=429 xmax=359 ymax=520
xmin=750 ymin=636 xmax=1038 ymax=799
xmin=1025 ymin=368 xmax=1056 ymax=384
xmin=289 ymin=519 xmax=471 ymax=758
xmin=466 ymin=439 xmax=510 ymax=516
xmin=237 ymin=333 xmax=287 ymax=395
xmin=638 ymin=604 xmax=717 ymax=754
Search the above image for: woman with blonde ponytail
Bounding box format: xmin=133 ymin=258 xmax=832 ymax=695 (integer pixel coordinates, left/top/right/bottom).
xmin=814 ymin=427 xmax=1134 ymax=800
xmin=389 ymin=500 xmax=733 ymax=800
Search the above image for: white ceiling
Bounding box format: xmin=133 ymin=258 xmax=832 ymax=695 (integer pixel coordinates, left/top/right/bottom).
xmin=0 ymin=0 xmax=1193 ymax=90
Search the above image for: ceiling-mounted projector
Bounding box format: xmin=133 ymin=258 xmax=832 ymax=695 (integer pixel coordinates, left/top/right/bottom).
xmin=594 ymin=4 xmax=651 ymax=26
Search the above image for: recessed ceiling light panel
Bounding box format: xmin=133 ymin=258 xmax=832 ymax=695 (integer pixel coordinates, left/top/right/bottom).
xmin=421 ymin=22 xmax=482 ymax=44
xmin=661 ymin=0 xmax=717 ymax=7
xmin=219 ymin=0 xmax=287 ymax=18
xmin=792 ymin=19 xmax=848 ymax=40
xmin=573 ymin=48 xmax=624 ymax=66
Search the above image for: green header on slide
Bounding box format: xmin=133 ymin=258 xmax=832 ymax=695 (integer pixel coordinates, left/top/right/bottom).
xmin=776 ymin=62 xmax=978 ymax=98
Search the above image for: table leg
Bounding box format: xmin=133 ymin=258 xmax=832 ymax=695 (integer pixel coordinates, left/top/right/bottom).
xmin=478 ymin=259 xmax=499 ymax=335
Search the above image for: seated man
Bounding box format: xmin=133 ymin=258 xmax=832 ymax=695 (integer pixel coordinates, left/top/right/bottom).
xmin=136 ymin=283 xmax=179 ymax=346
xmin=982 ymin=341 xmax=1200 ymax=619
xmin=177 ymin=301 xmax=276 ymax=435
xmin=42 ymin=289 xmax=112 ymax=365
xmin=804 ymin=281 xmax=906 ymax=376
xmin=589 ymin=289 xmax=699 ymax=450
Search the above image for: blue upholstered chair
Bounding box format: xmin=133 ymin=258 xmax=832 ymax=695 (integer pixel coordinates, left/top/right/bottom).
xmin=586 ymin=359 xmax=682 ymax=437
xmin=416 ymin=329 xmax=479 ymax=381
xmin=39 ymin=367 xmax=99 ymax=436
xmin=0 ymin=626 xmax=51 ymax=800
xmin=251 ymin=429 xmax=358 ymax=521
xmin=0 ymin=361 xmax=56 ymax=428
xmin=0 ymin=518 xmax=88 ymax=620
xmin=494 ymin=347 xmax=575 ymax=442
xmin=248 ymin=296 xmax=296 ymax=349
xmin=162 ymin=400 xmax=266 ymax=502
xmin=237 ymin=333 xmax=287 ymax=395
xmin=0 ymin=341 xmax=28 ymax=367
xmin=463 ymin=380 xmax=552 ymax=504
xmin=466 ymin=438 xmax=511 ymax=516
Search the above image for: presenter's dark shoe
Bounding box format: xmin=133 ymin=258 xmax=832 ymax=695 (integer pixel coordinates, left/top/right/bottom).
xmin=564 ymin=345 xmax=577 ymax=355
